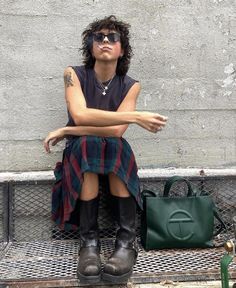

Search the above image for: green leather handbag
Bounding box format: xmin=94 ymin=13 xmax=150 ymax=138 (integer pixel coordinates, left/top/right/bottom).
xmin=141 ymin=176 xmax=226 ymax=250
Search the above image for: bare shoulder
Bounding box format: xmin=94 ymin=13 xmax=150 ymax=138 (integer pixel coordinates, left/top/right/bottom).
xmin=63 ymin=67 xmax=79 ymax=88
xmin=127 ymin=81 xmax=141 ymax=97
xmin=132 ymin=81 xmax=141 ymax=92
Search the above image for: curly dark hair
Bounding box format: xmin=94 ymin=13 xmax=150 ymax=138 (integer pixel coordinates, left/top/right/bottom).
xmin=81 ymin=15 xmax=133 ymax=76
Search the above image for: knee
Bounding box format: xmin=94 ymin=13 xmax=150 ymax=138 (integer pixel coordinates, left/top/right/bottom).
xmin=80 ymin=172 xmax=99 ymax=201
xmin=83 ymin=172 xmax=98 ymax=181
xmin=108 ymin=173 xmax=130 ymax=197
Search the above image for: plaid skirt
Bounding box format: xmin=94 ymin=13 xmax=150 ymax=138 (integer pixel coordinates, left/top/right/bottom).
xmin=52 ymin=136 xmax=142 ymax=231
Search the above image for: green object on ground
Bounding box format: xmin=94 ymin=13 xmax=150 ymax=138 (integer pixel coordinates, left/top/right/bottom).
xmin=220 ymin=253 xmax=234 ymax=288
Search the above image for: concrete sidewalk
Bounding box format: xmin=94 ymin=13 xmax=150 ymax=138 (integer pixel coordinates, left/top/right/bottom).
xmin=88 ymin=281 xmax=235 ymax=288
xmin=127 ymin=281 xmax=234 ymax=288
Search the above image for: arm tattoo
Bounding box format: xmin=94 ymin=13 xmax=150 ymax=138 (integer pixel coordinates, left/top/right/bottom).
xmin=64 ymin=72 xmax=74 ymax=87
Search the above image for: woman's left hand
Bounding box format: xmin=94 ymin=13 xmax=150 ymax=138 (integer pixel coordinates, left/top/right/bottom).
xmin=44 ymin=128 xmax=65 ymax=153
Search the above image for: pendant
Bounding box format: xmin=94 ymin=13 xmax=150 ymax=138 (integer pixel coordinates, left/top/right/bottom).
xmin=102 ymin=91 xmax=106 ymax=95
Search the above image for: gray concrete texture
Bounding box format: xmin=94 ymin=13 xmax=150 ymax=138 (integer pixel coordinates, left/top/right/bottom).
xmin=131 ymin=282 xmax=235 ymax=288
xmin=0 ymin=0 xmax=236 ymax=171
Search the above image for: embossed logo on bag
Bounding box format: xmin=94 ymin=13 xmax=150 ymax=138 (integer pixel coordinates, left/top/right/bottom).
xmin=167 ymin=210 xmax=195 ymax=241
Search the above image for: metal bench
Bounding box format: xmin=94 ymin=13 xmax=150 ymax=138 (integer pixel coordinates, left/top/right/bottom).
xmin=0 ymin=169 xmax=235 ymax=287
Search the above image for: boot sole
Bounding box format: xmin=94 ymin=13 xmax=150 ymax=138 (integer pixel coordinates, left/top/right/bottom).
xmin=77 ymin=271 xmax=101 ymax=284
xmin=102 ymin=269 xmax=133 ymax=283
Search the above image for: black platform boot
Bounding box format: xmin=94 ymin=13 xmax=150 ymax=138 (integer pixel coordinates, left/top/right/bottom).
xmin=77 ymin=196 xmax=101 ymax=284
xmin=103 ymin=196 xmax=137 ymax=283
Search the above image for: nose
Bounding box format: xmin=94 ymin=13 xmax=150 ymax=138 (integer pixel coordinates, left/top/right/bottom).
xmin=103 ymin=35 xmax=109 ymax=43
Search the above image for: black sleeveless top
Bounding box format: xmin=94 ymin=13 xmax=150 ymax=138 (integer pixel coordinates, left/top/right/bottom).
xmin=66 ymin=65 xmax=138 ymax=126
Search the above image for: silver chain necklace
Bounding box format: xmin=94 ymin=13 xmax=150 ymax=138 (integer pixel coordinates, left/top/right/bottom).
xmin=98 ymin=75 xmax=115 ymax=95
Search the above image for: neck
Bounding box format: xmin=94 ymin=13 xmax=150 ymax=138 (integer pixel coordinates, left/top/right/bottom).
xmin=94 ymin=61 xmax=117 ymax=82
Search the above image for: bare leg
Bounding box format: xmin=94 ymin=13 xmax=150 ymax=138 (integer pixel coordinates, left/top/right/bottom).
xmin=108 ymin=172 xmax=130 ymax=197
xmin=80 ymin=172 xmax=99 ymax=200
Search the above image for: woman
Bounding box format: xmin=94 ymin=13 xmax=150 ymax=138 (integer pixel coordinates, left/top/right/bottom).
xmin=44 ymin=15 xmax=167 ymax=284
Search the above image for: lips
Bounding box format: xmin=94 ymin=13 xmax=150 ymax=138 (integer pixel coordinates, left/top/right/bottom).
xmin=98 ymin=45 xmax=112 ymax=51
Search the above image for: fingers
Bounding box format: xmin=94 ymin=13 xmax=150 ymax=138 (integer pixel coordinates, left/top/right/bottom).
xmin=43 ymin=133 xmax=53 ymax=153
xmin=43 ymin=128 xmax=65 ymax=153
xmin=154 ymin=114 xmax=168 ymax=130
xmin=52 ymin=138 xmax=59 ymax=146
xmin=44 ymin=134 xmax=64 ymax=153
xmin=43 ymin=138 xmax=51 ymax=153
xmin=148 ymin=113 xmax=168 ymax=133
xmin=52 ymin=137 xmax=62 ymax=146
xmin=148 ymin=125 xmax=163 ymax=133
xmin=154 ymin=114 xmax=168 ymax=125
xmin=54 ymin=136 xmax=65 ymax=146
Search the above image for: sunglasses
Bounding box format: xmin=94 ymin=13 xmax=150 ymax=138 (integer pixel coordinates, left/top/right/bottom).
xmin=93 ymin=32 xmax=121 ymax=43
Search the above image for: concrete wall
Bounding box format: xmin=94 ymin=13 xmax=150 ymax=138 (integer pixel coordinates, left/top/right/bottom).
xmin=0 ymin=0 xmax=235 ymax=172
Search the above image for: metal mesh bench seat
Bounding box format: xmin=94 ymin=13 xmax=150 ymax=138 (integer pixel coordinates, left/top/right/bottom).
xmin=0 ymin=171 xmax=235 ymax=287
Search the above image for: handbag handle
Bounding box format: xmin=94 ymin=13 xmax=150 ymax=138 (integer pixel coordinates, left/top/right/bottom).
xmin=141 ymin=189 xmax=157 ymax=200
xmin=213 ymin=206 xmax=227 ymax=236
xmin=163 ymin=176 xmax=194 ymax=197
